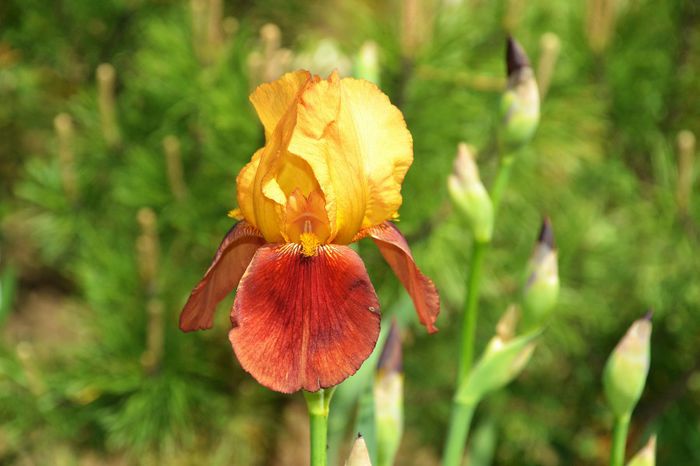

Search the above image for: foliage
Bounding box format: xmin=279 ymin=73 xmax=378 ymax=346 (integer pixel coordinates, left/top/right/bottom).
xmin=1 ymin=0 xmax=698 ymax=465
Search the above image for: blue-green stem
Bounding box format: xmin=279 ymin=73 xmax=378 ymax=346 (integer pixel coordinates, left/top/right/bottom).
xmin=610 ymin=413 xmax=631 ymax=466
xmin=442 ymin=151 xmax=518 ymax=466
xmin=304 ymin=388 xmax=336 ymax=466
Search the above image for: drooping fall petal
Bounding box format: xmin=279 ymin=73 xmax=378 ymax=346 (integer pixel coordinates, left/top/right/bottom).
xmin=179 ymin=221 xmax=265 ymax=332
xmin=230 ymin=243 xmax=381 ymax=393
xmin=361 ymin=221 xmax=440 ymax=333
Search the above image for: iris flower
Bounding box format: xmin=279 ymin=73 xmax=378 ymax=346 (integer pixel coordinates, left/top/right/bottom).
xmin=179 ymin=70 xmax=440 ymax=393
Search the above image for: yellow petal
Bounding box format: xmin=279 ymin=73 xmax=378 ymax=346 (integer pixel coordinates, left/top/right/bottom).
xmin=235 ymin=148 xmax=263 ymax=227
xmin=250 ymin=70 xmax=311 ymax=139
xmin=287 ymin=71 xmax=368 ymax=244
xmin=339 ymin=78 xmax=413 ymax=228
xmin=238 ymin=71 xmax=412 ymax=245
xmin=238 ymin=79 xmax=319 ymax=242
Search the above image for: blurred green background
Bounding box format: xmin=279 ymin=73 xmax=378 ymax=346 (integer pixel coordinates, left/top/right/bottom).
xmin=1 ymin=0 xmax=699 ymax=464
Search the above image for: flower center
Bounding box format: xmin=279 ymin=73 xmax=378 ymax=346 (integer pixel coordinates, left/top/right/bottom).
xmin=284 ymin=189 xmax=331 ymax=249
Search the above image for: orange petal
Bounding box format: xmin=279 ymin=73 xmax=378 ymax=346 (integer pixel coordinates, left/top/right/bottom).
xmin=230 ymin=243 xmax=380 ymax=393
xmin=179 ymin=221 xmax=265 ymax=332
xmin=361 ymin=222 xmax=440 ymax=333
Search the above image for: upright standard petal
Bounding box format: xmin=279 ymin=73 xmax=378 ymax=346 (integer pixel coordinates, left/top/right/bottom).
xmin=250 ymin=70 xmax=311 ymax=138
xmin=360 ymin=222 xmax=440 ymax=333
xmin=287 ymin=72 xmax=368 ymax=244
xmin=179 ymin=221 xmax=265 ymax=331
xmin=338 ymin=78 xmax=413 ymax=229
xmin=230 ymin=243 xmax=381 ymax=393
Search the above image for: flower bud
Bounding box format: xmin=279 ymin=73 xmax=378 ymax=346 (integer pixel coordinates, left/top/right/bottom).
xmin=626 ymin=435 xmax=656 ymax=466
xmin=604 ymin=314 xmax=652 ymax=417
xmin=345 ymin=434 xmax=372 ymax=466
xmin=447 ymin=143 xmax=494 ymax=243
xmin=456 ymin=308 xmax=538 ymax=404
xmin=355 ymin=41 xmax=380 ymax=85
xmin=500 ymin=36 xmax=540 ymax=150
xmin=521 ymin=218 xmax=559 ymax=331
xmin=374 ymin=321 xmax=403 ymax=466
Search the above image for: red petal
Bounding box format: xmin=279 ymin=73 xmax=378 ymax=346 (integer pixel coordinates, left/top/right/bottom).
xmin=179 ymin=221 xmax=265 ymax=332
xmin=363 ymin=222 xmax=440 ymax=333
xmin=229 ymin=243 xmax=380 ymax=393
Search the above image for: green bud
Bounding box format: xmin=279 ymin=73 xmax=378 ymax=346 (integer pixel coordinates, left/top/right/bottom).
xmin=500 ymin=36 xmax=540 ymax=150
xmin=627 ymin=435 xmax=656 ymax=466
xmin=604 ymin=314 xmax=652 ymax=417
xmin=521 ymin=218 xmax=559 ymax=330
xmin=374 ymin=321 xmax=403 ymax=466
xmin=355 ymin=41 xmax=380 ymax=85
xmin=447 ymin=143 xmax=494 ymax=242
xmin=456 ymin=307 xmax=539 ymax=404
xmin=345 ymin=434 xmax=373 ymax=466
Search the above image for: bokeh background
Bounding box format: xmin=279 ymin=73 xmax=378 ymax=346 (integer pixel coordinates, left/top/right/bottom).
xmin=1 ymin=0 xmax=699 ymax=464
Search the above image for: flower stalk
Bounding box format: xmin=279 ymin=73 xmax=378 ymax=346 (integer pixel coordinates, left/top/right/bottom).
xmin=611 ymin=413 xmax=631 ymax=466
xmin=304 ymin=388 xmax=335 ymax=466
xmin=443 ymin=36 xmax=539 ymax=466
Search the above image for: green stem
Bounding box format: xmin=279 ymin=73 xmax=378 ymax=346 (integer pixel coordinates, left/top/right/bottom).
xmin=456 ymin=240 xmax=488 ymax=382
xmin=489 ymin=154 xmax=515 ymax=214
xmin=442 ymin=152 xmax=518 ymax=466
xmin=304 ymin=388 xmax=335 ymax=466
xmin=442 ymin=401 xmax=476 ymax=466
xmin=610 ymin=413 xmax=631 ymax=466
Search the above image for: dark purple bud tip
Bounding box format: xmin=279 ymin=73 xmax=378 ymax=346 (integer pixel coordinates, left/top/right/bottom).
xmin=537 ymin=216 xmax=555 ymax=249
xmin=506 ymin=35 xmax=531 ymax=77
xmin=356 ymin=432 xmax=363 ymax=439
xmin=643 ymin=308 xmax=654 ymax=321
xmin=377 ymin=319 xmax=403 ymax=374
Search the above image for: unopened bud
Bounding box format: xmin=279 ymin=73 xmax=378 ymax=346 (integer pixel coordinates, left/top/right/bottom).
xmin=500 ymin=36 xmax=540 ymax=150
xmin=456 ymin=311 xmax=539 ymax=404
xmin=374 ymin=321 xmax=403 ymax=466
xmin=521 ymin=218 xmax=559 ymax=330
xmin=604 ymin=314 xmax=652 ymax=417
xmin=356 ymin=41 xmax=380 ymax=85
xmin=294 ymin=39 xmax=352 ymax=78
xmin=626 ymin=435 xmax=656 ymax=466
xmin=447 ymin=143 xmax=494 ymax=242
xmin=345 ymin=434 xmax=372 ymax=466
